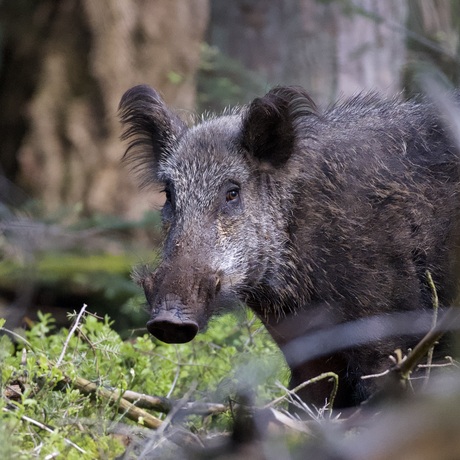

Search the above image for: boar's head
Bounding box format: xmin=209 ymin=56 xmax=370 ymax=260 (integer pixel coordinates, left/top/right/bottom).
xmin=119 ymin=85 xmax=317 ymax=343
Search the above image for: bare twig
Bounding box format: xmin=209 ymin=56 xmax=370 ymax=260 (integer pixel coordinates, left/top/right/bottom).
xmin=157 ymin=382 xmax=198 ymax=435
xmin=121 ymin=391 xmax=173 ymax=413
xmin=266 ymin=372 xmax=339 ymax=413
xmin=418 ymin=356 xmax=458 ymax=369
xmin=2 ymin=407 xmax=86 ymax=454
xmin=0 ymin=326 xmax=35 ymax=351
xmin=395 ymin=307 xmax=460 ymax=381
xmin=423 ymin=271 xmax=440 ymax=387
xmin=360 ymin=369 xmax=390 ymax=380
xmin=56 ymin=304 xmax=87 ymax=367
xmin=137 ymin=383 xmax=203 ymax=459
xmin=166 ymin=345 xmax=181 ymax=399
xmin=179 ymin=401 xmax=228 ymax=416
xmin=260 ymin=407 xmax=312 ymax=434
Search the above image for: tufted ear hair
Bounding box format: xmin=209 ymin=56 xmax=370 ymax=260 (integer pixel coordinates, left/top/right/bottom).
xmin=240 ymin=86 xmax=319 ymax=168
xmin=119 ymin=85 xmax=187 ymax=186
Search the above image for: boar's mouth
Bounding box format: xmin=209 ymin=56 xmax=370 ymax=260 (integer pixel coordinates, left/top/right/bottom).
xmin=146 ymin=307 xmax=199 ymax=344
xmin=141 ymin=264 xmax=221 ymax=343
xmin=144 ymin=268 xmax=222 ymax=344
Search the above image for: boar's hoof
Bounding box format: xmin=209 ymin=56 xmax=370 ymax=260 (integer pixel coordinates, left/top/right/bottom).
xmin=146 ymin=311 xmax=199 ymax=343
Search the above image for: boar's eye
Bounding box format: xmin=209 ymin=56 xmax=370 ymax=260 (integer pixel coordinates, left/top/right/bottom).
xmin=226 ymin=188 xmax=240 ymax=202
xmin=162 ymin=183 xmax=172 ymax=203
xmin=160 ymin=183 xmax=175 ymax=222
xmin=221 ymin=182 xmax=242 ymax=214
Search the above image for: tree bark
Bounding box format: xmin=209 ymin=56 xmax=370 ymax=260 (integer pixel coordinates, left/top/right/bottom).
xmin=208 ymin=0 xmax=409 ymax=105
xmin=336 ymin=0 xmax=409 ymax=97
xmin=1 ymin=0 xmax=209 ymax=218
xmin=208 ymin=0 xmax=338 ymax=105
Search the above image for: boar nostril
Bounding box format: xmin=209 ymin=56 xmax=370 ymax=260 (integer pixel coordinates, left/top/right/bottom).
xmin=147 ymin=314 xmax=199 ymax=344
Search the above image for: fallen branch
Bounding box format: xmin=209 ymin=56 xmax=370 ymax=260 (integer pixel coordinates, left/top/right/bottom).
xmin=121 ymin=390 xmax=173 ymax=413
xmin=121 ymin=390 xmax=227 ymax=416
xmin=73 ymin=376 xmax=163 ymax=429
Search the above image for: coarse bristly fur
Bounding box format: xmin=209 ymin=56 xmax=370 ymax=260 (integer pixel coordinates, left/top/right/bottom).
xmin=119 ymin=85 xmax=460 ymax=409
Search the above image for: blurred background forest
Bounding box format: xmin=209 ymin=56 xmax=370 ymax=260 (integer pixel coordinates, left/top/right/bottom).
xmin=1 ymin=0 xmax=460 ymax=332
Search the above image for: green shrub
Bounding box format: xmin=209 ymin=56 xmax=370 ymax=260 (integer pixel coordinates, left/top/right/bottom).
xmin=0 ymin=309 xmax=287 ymax=459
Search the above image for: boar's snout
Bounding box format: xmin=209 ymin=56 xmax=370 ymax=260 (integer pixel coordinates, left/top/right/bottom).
xmin=147 ymin=309 xmax=199 ymax=344
xmin=145 ymin=268 xmax=223 ymax=343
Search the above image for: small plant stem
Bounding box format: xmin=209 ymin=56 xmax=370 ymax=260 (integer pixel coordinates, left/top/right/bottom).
xmin=0 ymin=327 xmax=35 ymax=351
xmin=2 ymin=407 xmax=86 ymax=454
xmin=166 ymin=345 xmax=181 ymax=399
xmin=423 ymin=271 xmax=439 ymax=386
xmin=265 ymin=372 xmax=339 ymax=411
xmin=56 ymin=304 xmax=87 ymax=367
xmin=395 ymin=306 xmax=460 ymax=381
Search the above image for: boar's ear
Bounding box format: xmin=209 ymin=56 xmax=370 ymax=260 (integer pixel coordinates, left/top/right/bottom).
xmin=240 ymin=86 xmax=318 ymax=168
xmin=119 ymin=85 xmax=186 ymax=185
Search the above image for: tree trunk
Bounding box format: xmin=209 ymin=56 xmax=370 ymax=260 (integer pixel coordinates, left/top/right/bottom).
xmin=336 ymin=0 xmax=409 ymax=97
xmin=0 ymin=0 xmax=209 ymax=218
xmin=208 ymin=0 xmax=408 ymax=105
xmin=208 ymin=0 xmax=338 ymax=105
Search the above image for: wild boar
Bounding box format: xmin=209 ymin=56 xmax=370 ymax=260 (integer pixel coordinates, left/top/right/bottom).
xmin=119 ymin=85 xmax=460 ymax=408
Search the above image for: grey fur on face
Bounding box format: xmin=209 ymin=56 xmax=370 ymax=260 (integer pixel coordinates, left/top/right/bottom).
xmin=120 ymin=85 xmax=460 ymax=409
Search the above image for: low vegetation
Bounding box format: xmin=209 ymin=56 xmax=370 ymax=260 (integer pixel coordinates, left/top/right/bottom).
xmin=0 ymin=307 xmax=288 ymax=459
xmin=2 ymin=303 xmax=460 ymax=459
xmin=2 ymin=211 xmax=460 ymax=459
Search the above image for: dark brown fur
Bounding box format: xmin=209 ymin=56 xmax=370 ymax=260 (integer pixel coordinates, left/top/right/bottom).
xmin=120 ymin=85 xmax=460 ymax=408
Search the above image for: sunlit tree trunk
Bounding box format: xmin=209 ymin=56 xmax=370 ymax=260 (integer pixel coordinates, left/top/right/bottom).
xmin=0 ymin=0 xmax=209 ymax=218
